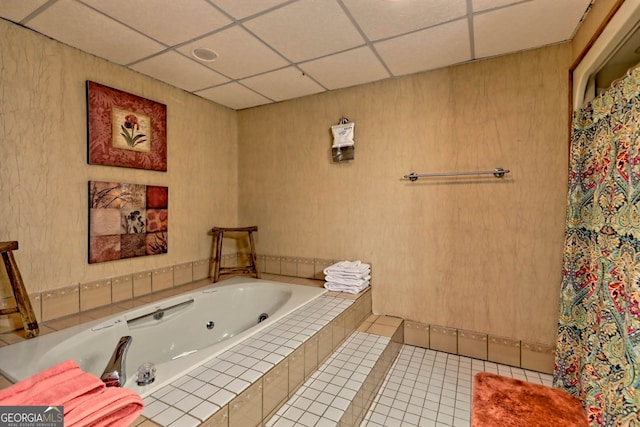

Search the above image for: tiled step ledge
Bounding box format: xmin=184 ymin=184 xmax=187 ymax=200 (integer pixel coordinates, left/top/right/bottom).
xmin=266 ymin=317 xmax=403 ymax=427
xmin=139 ymin=287 xmax=373 ymax=427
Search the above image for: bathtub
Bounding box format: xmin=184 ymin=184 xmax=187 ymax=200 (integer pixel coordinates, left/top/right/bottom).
xmin=0 ymin=277 xmax=326 ymax=397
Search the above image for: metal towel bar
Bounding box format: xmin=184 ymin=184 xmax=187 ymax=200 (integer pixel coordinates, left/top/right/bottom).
xmin=404 ymin=168 xmax=510 ymax=181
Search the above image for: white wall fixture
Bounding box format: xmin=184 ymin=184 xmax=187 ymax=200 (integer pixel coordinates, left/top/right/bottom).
xmin=331 ymin=117 xmax=355 ymax=163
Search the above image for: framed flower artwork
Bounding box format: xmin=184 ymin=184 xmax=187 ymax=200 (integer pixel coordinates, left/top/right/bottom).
xmin=87 ymin=81 xmax=167 ymax=171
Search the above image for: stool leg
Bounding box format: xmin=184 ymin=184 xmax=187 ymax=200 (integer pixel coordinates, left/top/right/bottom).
xmin=212 ymin=231 xmax=224 ymax=283
xmin=209 ymin=230 xmax=217 ymax=281
xmin=2 ymin=251 xmax=39 ymax=338
xmin=248 ymin=231 xmax=260 ymax=279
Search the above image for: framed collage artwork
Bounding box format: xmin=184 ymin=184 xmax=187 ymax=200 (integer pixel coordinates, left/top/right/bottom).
xmin=88 ymin=181 xmax=168 ymax=264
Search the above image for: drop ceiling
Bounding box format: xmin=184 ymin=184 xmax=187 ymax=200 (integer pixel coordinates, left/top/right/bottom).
xmin=1 ymin=0 xmax=593 ymax=110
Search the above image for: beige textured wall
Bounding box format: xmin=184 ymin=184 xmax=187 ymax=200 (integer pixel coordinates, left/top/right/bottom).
xmin=238 ymin=43 xmax=571 ymax=345
xmin=0 ymin=14 xmax=579 ymax=346
xmin=0 ymin=20 xmax=238 ymax=293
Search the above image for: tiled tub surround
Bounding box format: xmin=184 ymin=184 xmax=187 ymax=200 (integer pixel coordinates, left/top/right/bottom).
xmin=141 ymin=291 xmax=371 ymax=426
xmin=0 ymin=275 xmax=372 ymax=427
xmin=0 ymin=278 xmax=332 ymax=395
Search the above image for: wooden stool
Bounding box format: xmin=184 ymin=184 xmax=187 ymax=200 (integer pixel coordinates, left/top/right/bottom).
xmin=0 ymin=241 xmax=39 ymax=338
xmin=210 ymin=226 xmax=260 ymax=283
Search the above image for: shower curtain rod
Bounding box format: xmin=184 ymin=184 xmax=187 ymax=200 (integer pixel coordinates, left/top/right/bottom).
xmin=403 ymin=168 xmax=510 ymax=181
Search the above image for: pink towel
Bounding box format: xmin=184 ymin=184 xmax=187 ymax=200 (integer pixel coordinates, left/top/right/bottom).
xmin=0 ymin=360 xmax=102 ymax=407
xmin=0 ymin=360 xmax=143 ymax=427
xmin=65 ymin=387 xmax=143 ymax=427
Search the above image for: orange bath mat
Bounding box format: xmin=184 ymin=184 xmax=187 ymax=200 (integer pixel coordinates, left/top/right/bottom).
xmin=472 ymin=372 xmax=588 ymax=426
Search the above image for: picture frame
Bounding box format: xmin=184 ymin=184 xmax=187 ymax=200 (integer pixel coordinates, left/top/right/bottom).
xmin=88 ymin=181 xmax=168 ymax=264
xmin=87 ymin=81 xmax=167 ymax=171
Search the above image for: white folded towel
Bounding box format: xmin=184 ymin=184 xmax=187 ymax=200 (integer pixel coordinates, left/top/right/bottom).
xmin=324 ymin=281 xmax=370 ymax=294
xmin=323 ymin=260 xmax=371 ymax=294
xmin=324 ymin=275 xmax=371 ymax=286
xmin=333 ymin=260 xmax=362 ymax=268
xmin=324 ymin=270 xmax=370 ymax=280
xmin=324 ymin=260 xmax=371 ymax=278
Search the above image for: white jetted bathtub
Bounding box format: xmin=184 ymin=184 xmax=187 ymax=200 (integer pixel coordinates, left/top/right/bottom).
xmin=0 ymin=277 xmax=326 ymax=397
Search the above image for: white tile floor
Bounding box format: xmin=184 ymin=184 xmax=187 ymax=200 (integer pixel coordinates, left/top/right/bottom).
xmin=360 ymin=345 xmax=553 ymax=427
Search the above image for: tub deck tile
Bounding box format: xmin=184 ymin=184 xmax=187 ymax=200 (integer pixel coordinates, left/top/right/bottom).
xmin=142 ymin=295 xmax=355 ymax=426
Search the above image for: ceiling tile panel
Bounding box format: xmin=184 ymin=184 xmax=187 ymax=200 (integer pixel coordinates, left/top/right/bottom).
xmin=472 ymin=0 xmax=521 ymax=13
xmin=474 ymin=0 xmax=592 ymax=58
xmin=343 ymin=0 xmax=467 ymax=41
xmin=177 ymin=26 xmax=289 ymax=79
xmin=241 ymin=67 xmax=325 ymax=102
xmin=27 ymin=0 xmax=164 ymax=65
xmin=375 ymin=19 xmax=471 ymax=76
xmin=196 ymin=83 xmax=272 ymax=110
xmin=300 ymin=46 xmax=390 ymax=90
xmin=0 ymin=0 xmax=595 ymax=109
xmin=0 ymin=0 xmax=48 ymax=23
xmin=243 ymin=0 xmax=365 ymax=62
xmin=81 ymin=0 xmax=232 ymax=46
xmin=131 ymin=51 xmax=229 ymax=92
xmin=212 ymin=0 xmax=292 ymax=20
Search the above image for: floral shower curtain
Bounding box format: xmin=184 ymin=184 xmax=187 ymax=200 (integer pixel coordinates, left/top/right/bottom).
xmin=555 ymin=66 xmax=640 ymax=425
